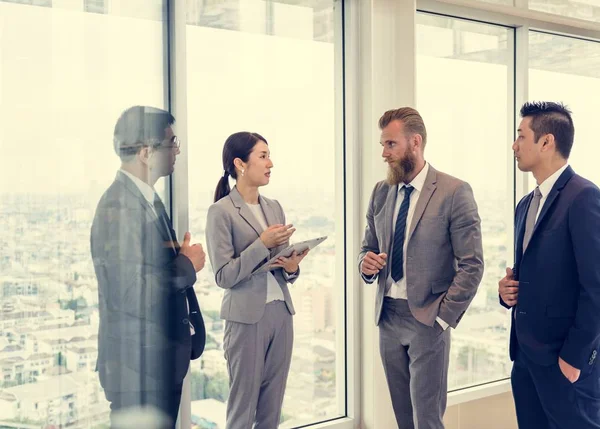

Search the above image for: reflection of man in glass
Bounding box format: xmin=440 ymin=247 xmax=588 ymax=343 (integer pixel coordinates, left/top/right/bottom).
xmin=91 ymin=106 xmax=206 ymax=428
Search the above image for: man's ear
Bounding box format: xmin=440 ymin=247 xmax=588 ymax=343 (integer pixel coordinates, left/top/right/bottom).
xmin=541 ymin=134 xmax=555 ymax=152
xmin=138 ymin=146 xmax=153 ymax=166
xmin=413 ymin=133 xmax=423 ymax=151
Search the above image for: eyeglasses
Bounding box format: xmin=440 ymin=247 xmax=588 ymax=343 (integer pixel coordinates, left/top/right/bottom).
xmin=156 ymin=136 xmax=181 ymax=151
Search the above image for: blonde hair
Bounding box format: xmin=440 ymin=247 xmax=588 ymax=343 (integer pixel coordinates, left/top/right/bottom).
xmin=378 ymin=107 xmax=427 ymax=148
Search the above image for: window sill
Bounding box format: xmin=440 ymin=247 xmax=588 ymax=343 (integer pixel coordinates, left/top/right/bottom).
xmin=284 ymin=417 xmax=355 ymax=429
xmin=447 ymin=378 xmax=512 ymax=407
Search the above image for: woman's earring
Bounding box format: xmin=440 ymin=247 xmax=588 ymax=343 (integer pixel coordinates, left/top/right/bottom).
xmin=241 ymin=169 xmax=245 ymax=177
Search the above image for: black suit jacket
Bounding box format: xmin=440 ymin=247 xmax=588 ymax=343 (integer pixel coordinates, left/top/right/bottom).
xmin=502 ymin=166 xmax=600 ymax=373
xmin=91 ymin=171 xmax=205 ymax=394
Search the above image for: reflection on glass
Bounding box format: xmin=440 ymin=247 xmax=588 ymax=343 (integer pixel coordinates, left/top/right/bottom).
xmin=0 ymin=1 xmax=168 ymax=427
xmin=529 ymin=0 xmax=600 ymax=24
xmin=91 ymin=106 xmax=206 ymax=429
xmin=185 ymin=0 xmax=342 ymax=427
xmin=529 ymin=31 xmax=600 ymax=188
xmin=416 ymin=13 xmax=513 ymax=390
xmin=467 ymin=0 xmax=514 ymax=5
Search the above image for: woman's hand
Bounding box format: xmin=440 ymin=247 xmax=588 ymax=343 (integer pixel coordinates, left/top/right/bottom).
xmin=260 ymin=224 xmax=295 ymax=249
xmin=270 ymin=249 xmax=310 ymax=274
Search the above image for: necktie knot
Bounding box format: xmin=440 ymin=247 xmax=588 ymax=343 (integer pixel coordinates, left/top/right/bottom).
xmin=534 ymin=186 xmax=542 ymax=198
xmin=403 ymin=185 xmax=414 ymax=198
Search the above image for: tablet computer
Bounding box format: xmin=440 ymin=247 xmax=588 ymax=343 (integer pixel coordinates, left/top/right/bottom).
xmin=255 ymin=236 xmax=328 ymax=274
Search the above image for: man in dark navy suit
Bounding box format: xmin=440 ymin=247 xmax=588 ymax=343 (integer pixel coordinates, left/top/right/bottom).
xmin=91 ymin=106 xmax=206 ymax=428
xmin=499 ymin=101 xmax=600 ymax=428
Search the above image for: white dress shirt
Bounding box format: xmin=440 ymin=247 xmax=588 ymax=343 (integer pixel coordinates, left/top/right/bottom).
xmin=246 ymin=203 xmax=286 ymax=303
xmin=120 ymin=169 xmax=195 ymax=335
xmin=535 ymin=163 xmax=569 ymax=223
xmin=383 ymin=163 xmax=449 ymax=330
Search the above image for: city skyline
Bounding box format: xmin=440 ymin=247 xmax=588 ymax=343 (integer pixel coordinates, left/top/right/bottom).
xmin=3 ymin=1 xmax=600 ymax=428
xmin=0 ymin=188 xmax=512 ymax=426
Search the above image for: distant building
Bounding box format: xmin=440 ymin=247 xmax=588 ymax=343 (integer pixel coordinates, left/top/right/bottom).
xmin=65 ymin=346 xmax=97 ymax=373
xmin=0 ymin=372 xmax=108 ymax=427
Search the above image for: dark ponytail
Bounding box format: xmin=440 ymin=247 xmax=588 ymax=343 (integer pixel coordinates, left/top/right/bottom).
xmin=213 ymin=172 xmax=231 ymax=203
xmin=213 ymin=131 xmax=268 ymax=202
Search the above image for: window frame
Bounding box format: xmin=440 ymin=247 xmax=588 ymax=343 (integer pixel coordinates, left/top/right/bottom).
xmin=168 ymin=1 xmax=353 ymax=428
xmin=414 ymin=9 xmax=517 ymax=393
xmin=412 ymin=0 xmax=600 ymax=405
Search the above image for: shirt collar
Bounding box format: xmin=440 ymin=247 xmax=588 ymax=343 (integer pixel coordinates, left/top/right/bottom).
xmin=120 ymin=169 xmax=156 ymax=204
xmin=398 ymin=162 xmax=429 ymax=193
xmin=537 ymin=163 xmax=569 ymax=199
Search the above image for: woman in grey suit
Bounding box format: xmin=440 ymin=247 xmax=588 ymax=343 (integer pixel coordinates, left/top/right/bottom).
xmin=206 ymin=131 xmax=309 ymax=429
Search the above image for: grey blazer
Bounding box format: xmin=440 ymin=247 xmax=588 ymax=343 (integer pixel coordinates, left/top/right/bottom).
xmin=358 ymin=165 xmax=484 ymax=328
xmin=206 ymin=187 xmax=298 ymax=324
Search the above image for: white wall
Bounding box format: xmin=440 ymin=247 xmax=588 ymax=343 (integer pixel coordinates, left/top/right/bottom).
xmin=445 ymin=392 xmax=518 ymax=429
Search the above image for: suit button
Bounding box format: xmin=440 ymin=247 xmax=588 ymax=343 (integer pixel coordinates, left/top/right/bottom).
xmin=182 ymin=318 xmax=189 ymax=325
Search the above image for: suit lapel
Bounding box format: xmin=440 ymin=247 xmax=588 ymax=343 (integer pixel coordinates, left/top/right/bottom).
xmin=531 ymin=188 xmax=558 ymax=239
xmin=527 ymin=166 xmax=574 ymax=248
xmin=515 ymin=194 xmax=530 ymax=258
xmin=407 ymin=167 xmax=437 ymax=243
xmin=229 ymin=186 xmax=265 ymax=237
xmin=260 ymin=196 xmax=287 ymax=257
xmin=116 ymin=171 xmax=173 ymax=245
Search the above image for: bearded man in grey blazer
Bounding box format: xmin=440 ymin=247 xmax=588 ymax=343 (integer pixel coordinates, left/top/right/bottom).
xmin=359 ymin=107 xmax=484 ymax=429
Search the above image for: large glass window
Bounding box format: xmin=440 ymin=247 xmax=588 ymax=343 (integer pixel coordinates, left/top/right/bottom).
xmin=467 ymin=0 xmax=514 ymax=6
xmin=416 ymin=13 xmax=514 ymax=390
xmin=529 ymin=31 xmax=600 ymax=186
xmin=529 ymin=0 xmax=600 ymax=24
xmin=0 ymin=1 xmax=168 ymax=427
xmin=185 ymin=0 xmax=343 ymax=427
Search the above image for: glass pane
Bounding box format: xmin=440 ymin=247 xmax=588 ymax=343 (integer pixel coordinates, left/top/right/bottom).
xmin=529 ymin=31 xmax=600 ymax=186
xmin=0 ymin=1 xmax=168 ymax=427
xmin=185 ymin=0 xmax=342 ymax=427
xmin=529 ymin=0 xmax=600 ymax=23
xmin=2 ymin=0 xmax=52 ymax=7
xmin=416 ymin=13 xmax=513 ymax=390
xmin=467 ymin=0 xmax=514 ymax=5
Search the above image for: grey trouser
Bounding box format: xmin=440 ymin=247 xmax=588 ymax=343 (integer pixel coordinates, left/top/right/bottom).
xmin=379 ymin=297 xmax=451 ymax=429
xmin=224 ymin=301 xmax=293 ymax=429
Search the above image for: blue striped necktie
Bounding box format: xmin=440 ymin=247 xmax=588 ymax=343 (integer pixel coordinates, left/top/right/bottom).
xmin=391 ymin=185 xmax=414 ymax=282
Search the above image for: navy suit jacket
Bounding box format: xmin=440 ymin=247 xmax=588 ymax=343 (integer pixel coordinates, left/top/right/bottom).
xmin=91 ymin=171 xmax=205 ymax=394
xmin=501 ymin=166 xmax=600 ymax=372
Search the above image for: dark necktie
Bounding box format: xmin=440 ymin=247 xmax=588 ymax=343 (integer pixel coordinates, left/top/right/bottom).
xmin=153 ymin=194 xmax=177 ymax=245
xmin=154 ymin=194 xmax=193 ymax=333
xmin=391 ymin=185 xmax=414 ymax=282
xmin=522 ymin=186 xmax=542 ymax=254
